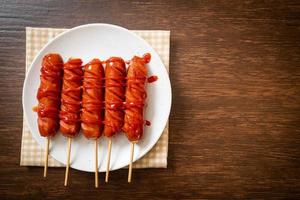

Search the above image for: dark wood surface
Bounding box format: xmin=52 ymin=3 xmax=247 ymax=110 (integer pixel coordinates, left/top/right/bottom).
xmin=1 ymin=0 xmax=300 ymax=199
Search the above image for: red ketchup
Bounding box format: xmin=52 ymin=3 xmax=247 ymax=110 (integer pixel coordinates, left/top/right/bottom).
xmin=147 ymin=76 xmax=158 ymax=83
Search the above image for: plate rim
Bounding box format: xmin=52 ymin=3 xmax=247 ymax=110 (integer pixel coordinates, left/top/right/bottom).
xmin=22 ymin=23 xmax=172 ymax=172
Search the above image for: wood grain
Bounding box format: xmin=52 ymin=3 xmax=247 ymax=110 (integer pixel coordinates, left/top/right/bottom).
xmin=1 ymin=0 xmax=300 ymax=199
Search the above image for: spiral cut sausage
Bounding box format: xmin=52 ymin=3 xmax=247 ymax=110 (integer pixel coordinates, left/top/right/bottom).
xmin=103 ymin=57 xmax=126 ymax=137
xmin=123 ymin=53 xmax=151 ymax=141
xmin=59 ymin=58 xmax=83 ymax=137
xmin=37 ymin=54 xmax=64 ymax=137
xmin=81 ymin=59 xmax=104 ymax=139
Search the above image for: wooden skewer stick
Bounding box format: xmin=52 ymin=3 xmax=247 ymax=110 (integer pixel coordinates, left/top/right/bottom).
xmin=105 ymin=138 xmax=112 ymax=182
xmin=64 ymin=137 xmax=72 ymax=186
xmin=95 ymin=139 xmax=99 ymax=188
xmin=43 ymin=137 xmax=50 ymax=178
xmin=128 ymin=141 xmax=136 ymax=183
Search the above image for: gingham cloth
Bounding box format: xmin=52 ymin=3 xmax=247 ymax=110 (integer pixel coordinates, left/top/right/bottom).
xmin=20 ymin=27 xmax=170 ymax=168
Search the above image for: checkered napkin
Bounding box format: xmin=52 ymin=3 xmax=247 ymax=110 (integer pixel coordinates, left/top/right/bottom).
xmin=20 ymin=27 xmax=170 ymax=168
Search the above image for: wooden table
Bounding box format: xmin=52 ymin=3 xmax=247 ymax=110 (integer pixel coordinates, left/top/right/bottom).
xmin=1 ymin=0 xmax=300 ymax=199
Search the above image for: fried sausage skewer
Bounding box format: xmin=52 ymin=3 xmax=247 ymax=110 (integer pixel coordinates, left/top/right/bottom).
xmin=103 ymin=57 xmax=126 ymax=182
xmin=59 ymin=58 xmax=83 ymax=186
xmin=81 ymin=59 xmax=104 ymax=188
xmin=36 ymin=53 xmax=63 ymax=177
xmin=123 ymin=53 xmax=151 ymax=182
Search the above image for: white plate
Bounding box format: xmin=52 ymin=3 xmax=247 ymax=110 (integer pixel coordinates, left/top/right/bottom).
xmin=22 ymin=24 xmax=171 ymax=172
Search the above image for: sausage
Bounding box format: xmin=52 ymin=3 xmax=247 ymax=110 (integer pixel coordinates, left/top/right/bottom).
xmin=59 ymin=58 xmax=83 ymax=137
xmin=123 ymin=53 xmax=151 ymax=141
xmin=103 ymin=57 xmax=126 ymax=137
xmin=37 ymin=53 xmax=63 ymax=137
xmin=81 ymin=59 xmax=104 ymax=139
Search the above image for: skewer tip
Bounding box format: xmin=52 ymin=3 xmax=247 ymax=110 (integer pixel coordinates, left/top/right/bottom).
xmin=64 ymin=138 xmax=72 ymax=187
xmin=95 ymin=139 xmax=99 ymax=188
xmin=43 ymin=137 xmax=50 ymax=178
xmin=105 ymin=139 xmax=112 ymax=183
xmin=128 ymin=141 xmax=136 ymax=183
